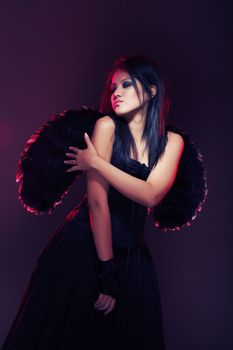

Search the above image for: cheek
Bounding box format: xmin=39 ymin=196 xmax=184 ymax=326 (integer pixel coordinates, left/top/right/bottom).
xmin=129 ymin=91 xmax=140 ymax=104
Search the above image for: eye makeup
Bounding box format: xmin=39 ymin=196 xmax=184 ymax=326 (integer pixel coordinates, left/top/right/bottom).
xmin=110 ymin=80 xmax=132 ymax=94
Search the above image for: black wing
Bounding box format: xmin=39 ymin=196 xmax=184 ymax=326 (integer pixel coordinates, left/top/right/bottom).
xmin=152 ymin=124 xmax=208 ymax=231
xmin=16 ymin=106 xmax=104 ymax=214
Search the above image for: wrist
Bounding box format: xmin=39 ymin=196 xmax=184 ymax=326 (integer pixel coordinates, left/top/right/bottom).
xmin=98 ymin=256 xmax=114 ymax=262
xmin=97 ymin=256 xmax=119 ymax=298
xmin=90 ymin=154 xmax=100 ymax=170
xmin=98 ymin=256 xmax=114 ymax=267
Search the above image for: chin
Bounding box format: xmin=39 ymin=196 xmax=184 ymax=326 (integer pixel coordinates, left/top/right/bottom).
xmin=114 ymin=108 xmax=133 ymax=116
xmin=114 ymin=110 xmax=125 ymax=116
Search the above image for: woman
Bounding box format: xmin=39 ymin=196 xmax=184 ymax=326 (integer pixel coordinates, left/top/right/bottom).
xmin=2 ymin=55 xmax=185 ymax=350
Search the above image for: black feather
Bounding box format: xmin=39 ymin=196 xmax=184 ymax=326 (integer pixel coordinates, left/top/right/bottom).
xmin=16 ymin=107 xmax=103 ymax=214
xmin=152 ymin=124 xmax=208 ymax=231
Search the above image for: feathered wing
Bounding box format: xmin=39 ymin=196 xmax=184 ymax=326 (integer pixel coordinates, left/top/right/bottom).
xmin=16 ymin=107 xmax=104 ymax=214
xmin=152 ymin=124 xmax=208 ymax=231
xmin=16 ymin=109 xmax=208 ymax=231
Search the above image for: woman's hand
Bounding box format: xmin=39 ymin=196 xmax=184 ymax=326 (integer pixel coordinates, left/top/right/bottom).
xmin=94 ymin=293 xmax=116 ymax=316
xmin=95 ymin=257 xmax=119 ymax=315
xmin=64 ymin=133 xmax=98 ymax=171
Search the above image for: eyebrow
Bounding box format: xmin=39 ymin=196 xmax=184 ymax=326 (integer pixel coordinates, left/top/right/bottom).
xmin=110 ymin=77 xmax=131 ymax=86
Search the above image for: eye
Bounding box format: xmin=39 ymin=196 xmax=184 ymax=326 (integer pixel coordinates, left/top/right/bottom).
xmin=110 ymin=80 xmax=132 ymax=94
xmin=122 ymin=81 xmax=132 ymax=88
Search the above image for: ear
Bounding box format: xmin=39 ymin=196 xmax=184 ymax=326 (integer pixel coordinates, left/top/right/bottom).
xmin=149 ymin=85 xmax=157 ymax=98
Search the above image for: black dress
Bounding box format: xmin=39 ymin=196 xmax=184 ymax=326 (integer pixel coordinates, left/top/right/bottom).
xmin=1 ymin=156 xmax=166 ymax=350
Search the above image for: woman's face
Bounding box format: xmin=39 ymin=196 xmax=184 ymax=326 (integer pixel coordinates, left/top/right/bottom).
xmin=110 ymin=69 xmax=149 ymax=117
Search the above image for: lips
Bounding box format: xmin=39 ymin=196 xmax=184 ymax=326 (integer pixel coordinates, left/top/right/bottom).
xmin=113 ymin=100 xmax=123 ymax=107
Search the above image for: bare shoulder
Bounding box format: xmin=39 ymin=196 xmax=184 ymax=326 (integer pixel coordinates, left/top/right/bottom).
xmin=91 ymin=115 xmax=115 ymax=145
xmin=151 ymin=130 xmax=184 ymax=170
xmin=95 ymin=115 xmax=115 ymax=131
xmin=167 ymin=130 xmax=184 ymax=150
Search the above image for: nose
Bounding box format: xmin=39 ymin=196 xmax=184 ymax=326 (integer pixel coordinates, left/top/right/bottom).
xmin=113 ymin=86 xmax=122 ymax=98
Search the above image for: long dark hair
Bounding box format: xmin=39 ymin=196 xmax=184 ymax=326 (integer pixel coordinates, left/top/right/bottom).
xmin=100 ymin=54 xmax=169 ymax=171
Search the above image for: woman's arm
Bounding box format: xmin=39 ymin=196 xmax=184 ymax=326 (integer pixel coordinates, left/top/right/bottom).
xmin=86 ymin=116 xmax=115 ymax=261
xmin=66 ymin=128 xmax=184 ymax=208
xmin=90 ymin=131 xmax=184 ymax=208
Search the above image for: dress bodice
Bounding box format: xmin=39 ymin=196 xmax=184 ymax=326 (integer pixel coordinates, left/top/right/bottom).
xmin=67 ymin=156 xmax=151 ymax=258
xmin=107 ymin=157 xmax=151 ymax=252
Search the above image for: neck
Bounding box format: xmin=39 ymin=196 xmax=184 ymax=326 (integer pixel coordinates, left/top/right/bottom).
xmin=124 ymin=110 xmax=147 ymax=141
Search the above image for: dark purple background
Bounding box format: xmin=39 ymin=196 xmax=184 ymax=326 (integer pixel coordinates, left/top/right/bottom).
xmin=0 ymin=1 xmax=232 ymax=349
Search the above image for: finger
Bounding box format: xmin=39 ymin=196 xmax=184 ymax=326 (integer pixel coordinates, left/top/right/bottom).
xmin=63 ymin=160 xmax=77 ymax=165
xmin=97 ymin=298 xmax=112 ymax=311
xmin=94 ymin=293 xmax=106 ymax=308
xmin=65 ymin=152 xmax=77 ymax=159
xmin=94 ymin=294 xmax=106 ymax=308
xmin=104 ymin=299 xmax=116 ymax=315
xmin=95 ymin=295 xmax=115 ymax=310
xmin=103 ymin=298 xmax=115 ymax=315
xmin=67 ymin=166 xmax=80 ymax=172
xmin=84 ymin=133 xmax=95 ymax=150
xmin=84 ymin=133 xmax=91 ymax=144
xmin=69 ymin=146 xmax=79 ymax=152
xmin=94 ymin=295 xmax=103 ymax=307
